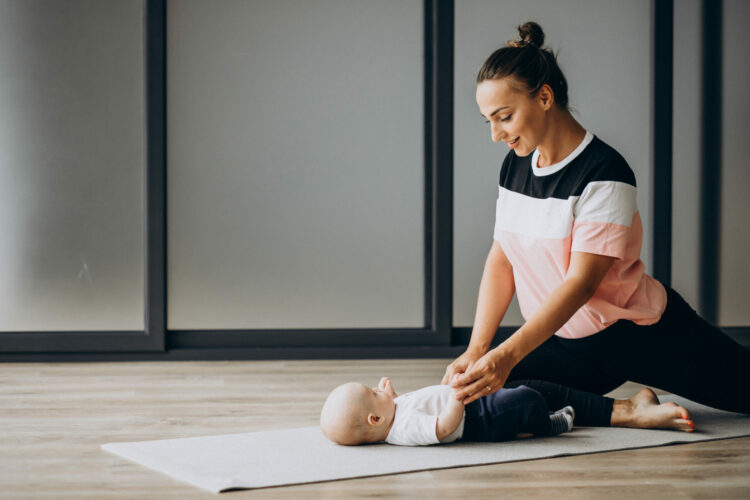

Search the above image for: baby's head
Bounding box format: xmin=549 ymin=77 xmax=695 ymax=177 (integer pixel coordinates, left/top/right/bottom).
xmin=320 ymin=378 xmax=397 ymax=445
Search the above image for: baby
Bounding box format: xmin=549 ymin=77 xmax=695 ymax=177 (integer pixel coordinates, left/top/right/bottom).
xmin=320 ymin=377 xmax=574 ymax=446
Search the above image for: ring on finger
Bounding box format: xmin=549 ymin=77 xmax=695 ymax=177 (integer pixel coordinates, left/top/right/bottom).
xmin=485 ymin=385 xmax=492 ymax=392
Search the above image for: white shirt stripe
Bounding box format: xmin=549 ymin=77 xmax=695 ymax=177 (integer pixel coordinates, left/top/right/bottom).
xmin=574 ymin=181 xmax=637 ymax=226
xmin=494 ymin=187 xmax=576 ymax=240
xmin=494 ymin=181 xmax=636 ymax=241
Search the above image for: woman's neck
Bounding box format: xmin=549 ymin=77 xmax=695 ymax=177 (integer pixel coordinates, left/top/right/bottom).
xmin=535 ymin=109 xmax=586 ymax=168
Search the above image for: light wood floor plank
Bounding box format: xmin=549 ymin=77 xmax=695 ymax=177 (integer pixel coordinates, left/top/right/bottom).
xmin=1 ymin=359 xmax=748 ymax=499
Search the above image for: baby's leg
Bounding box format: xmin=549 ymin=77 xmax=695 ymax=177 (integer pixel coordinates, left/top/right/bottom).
xmin=464 ymin=385 xmax=554 ymax=441
xmin=506 ymin=379 xmax=612 ymax=426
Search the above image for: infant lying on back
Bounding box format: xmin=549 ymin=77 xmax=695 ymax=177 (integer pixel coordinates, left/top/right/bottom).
xmin=320 ymin=376 xmax=573 ymax=446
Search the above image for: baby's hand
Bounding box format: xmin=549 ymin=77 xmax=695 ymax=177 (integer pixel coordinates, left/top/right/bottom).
xmin=448 ymin=377 xmax=465 ymax=405
xmin=377 ymin=377 xmax=397 ymax=397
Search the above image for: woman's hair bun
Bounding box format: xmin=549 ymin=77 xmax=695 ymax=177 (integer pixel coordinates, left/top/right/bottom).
xmin=479 ymin=20 xmax=568 ymax=109
xmin=513 ymin=21 xmax=545 ymax=48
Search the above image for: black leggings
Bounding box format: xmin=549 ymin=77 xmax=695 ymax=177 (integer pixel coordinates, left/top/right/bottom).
xmin=507 ymin=285 xmax=750 ymax=415
xmin=503 ymin=379 xmax=614 ymax=427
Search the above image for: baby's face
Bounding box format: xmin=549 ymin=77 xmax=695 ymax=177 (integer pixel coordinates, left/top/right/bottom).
xmin=359 ymin=377 xmax=396 ymax=422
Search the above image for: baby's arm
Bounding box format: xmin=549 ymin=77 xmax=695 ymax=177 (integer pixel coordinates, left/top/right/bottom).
xmin=436 ymin=390 xmax=465 ymax=442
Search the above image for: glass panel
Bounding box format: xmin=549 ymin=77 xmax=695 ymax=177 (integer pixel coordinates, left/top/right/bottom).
xmin=168 ymin=0 xmax=424 ymax=329
xmin=719 ymin=0 xmax=750 ymax=325
xmin=672 ymin=0 xmax=702 ymax=310
xmin=453 ymin=0 xmax=652 ymax=326
xmin=0 ymin=0 xmax=145 ymax=331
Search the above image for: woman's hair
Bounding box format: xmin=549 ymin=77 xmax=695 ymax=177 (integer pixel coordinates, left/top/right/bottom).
xmin=476 ymin=22 xmax=569 ymax=110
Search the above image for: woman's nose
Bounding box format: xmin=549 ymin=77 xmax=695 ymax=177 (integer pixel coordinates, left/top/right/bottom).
xmin=491 ymin=124 xmax=502 ymax=143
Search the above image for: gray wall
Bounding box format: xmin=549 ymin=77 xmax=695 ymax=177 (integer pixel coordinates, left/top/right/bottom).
xmin=672 ymin=0 xmax=702 ymax=310
xmin=672 ymin=0 xmax=750 ymax=325
xmin=720 ymin=0 xmax=750 ymax=325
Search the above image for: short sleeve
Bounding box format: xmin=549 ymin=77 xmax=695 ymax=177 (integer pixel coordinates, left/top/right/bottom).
xmin=493 ymin=154 xmax=513 ymax=242
xmin=571 ymin=180 xmax=637 ymax=259
xmin=385 ymin=412 xmax=439 ymax=446
xmin=493 ymin=186 xmax=504 ymax=242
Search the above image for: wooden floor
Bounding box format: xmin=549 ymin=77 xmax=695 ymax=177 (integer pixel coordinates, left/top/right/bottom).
xmin=2 ymin=359 xmax=749 ymax=499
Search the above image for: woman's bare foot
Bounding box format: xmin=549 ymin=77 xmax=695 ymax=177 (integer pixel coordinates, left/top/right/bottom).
xmin=611 ymin=387 xmax=696 ymax=432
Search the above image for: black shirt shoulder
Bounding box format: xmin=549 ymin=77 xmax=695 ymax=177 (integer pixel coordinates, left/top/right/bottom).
xmin=498 ymin=136 xmax=636 ymax=200
xmin=582 ymin=137 xmax=636 ymax=188
xmin=498 ymin=150 xmax=531 ymax=190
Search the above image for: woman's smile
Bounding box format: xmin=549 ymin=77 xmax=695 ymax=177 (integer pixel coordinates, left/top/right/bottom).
xmin=476 ymin=77 xmax=549 ymax=158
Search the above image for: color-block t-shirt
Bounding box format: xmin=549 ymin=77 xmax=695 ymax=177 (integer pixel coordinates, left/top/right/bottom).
xmin=493 ymin=131 xmax=667 ymax=339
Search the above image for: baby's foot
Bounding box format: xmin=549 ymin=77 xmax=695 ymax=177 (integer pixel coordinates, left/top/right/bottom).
xmin=549 ymin=406 xmax=574 ymax=435
xmin=558 ymin=405 xmax=575 ymax=422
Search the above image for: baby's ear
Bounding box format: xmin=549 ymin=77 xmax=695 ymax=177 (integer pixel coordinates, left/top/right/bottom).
xmin=366 ymin=413 xmax=383 ymax=427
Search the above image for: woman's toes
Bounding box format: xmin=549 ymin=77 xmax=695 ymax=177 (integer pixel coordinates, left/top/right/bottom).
xmin=676 ymin=418 xmax=695 ymax=432
xmin=672 ymin=405 xmax=696 ymax=432
xmin=674 ymin=405 xmax=692 ymax=421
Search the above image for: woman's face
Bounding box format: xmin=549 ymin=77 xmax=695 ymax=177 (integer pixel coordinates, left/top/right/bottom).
xmin=475 ymin=78 xmax=550 ymax=157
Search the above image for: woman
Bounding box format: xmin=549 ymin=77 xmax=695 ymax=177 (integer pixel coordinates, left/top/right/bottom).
xmin=443 ymin=22 xmax=750 ymax=415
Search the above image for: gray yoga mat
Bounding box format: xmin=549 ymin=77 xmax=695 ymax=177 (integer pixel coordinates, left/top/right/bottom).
xmin=102 ymin=395 xmax=750 ymax=493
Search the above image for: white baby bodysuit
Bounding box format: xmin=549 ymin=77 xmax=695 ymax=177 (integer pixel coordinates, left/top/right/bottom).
xmin=384 ymin=385 xmax=465 ymax=446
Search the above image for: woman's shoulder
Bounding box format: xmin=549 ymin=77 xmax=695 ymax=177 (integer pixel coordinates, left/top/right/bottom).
xmin=582 ymin=136 xmax=637 ymax=187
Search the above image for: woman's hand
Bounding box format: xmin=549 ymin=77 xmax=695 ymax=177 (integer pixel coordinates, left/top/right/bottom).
xmin=441 ymin=348 xmax=484 ymax=386
xmin=450 ymin=348 xmax=512 ymax=404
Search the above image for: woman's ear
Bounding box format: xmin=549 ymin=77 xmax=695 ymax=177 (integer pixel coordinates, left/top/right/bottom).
xmin=367 ymin=413 xmax=383 ymax=427
xmin=537 ymin=84 xmax=555 ymax=110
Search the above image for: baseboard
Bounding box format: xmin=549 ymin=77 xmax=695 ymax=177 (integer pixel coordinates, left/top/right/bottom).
xmin=1 ymin=327 xmax=748 ymax=362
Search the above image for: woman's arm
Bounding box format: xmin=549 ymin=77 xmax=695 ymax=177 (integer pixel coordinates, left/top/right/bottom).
xmin=452 ymin=251 xmax=615 ymax=404
xmin=442 ymin=240 xmax=516 ymax=384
